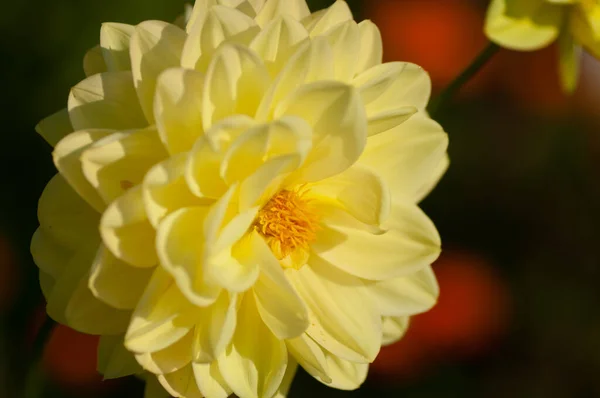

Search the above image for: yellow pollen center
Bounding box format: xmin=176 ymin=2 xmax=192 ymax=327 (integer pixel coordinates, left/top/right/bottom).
xmin=256 ymin=187 xmax=320 ymax=260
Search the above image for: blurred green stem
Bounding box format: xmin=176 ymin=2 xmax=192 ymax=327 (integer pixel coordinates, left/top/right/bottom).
xmin=24 ymin=315 xmax=56 ymax=398
xmin=428 ymin=42 xmax=500 ymax=118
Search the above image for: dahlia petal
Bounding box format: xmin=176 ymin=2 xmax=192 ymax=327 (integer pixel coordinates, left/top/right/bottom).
xmin=39 ymin=271 xmax=55 ymax=302
xmin=35 ymin=108 xmax=73 ymax=147
xmin=53 ymin=129 xmax=113 ymax=212
xmin=310 ymin=165 xmax=390 ymax=226
xmin=314 ymin=201 xmax=441 ymax=281
xmin=286 ymin=334 xmax=332 ymax=384
xmin=273 ymin=357 xmax=298 ymax=398
xmin=186 ymin=0 xmax=259 ymax=34
xmin=256 ymin=38 xmax=334 ymax=121
xmin=37 ymin=174 xmax=100 ymax=251
xmin=130 ymin=21 xmax=186 ymax=123
xmin=81 ymin=127 xmax=168 ymax=203
xmin=484 ymin=0 xmax=563 ymax=51
xmin=367 ymin=265 xmax=439 ymax=317
xmin=68 ymin=71 xmax=147 ymax=131
xmin=154 ymin=68 xmax=204 ymax=154
xmin=193 ymin=291 xmax=238 ymax=362
xmin=322 ymin=352 xmax=368 ymax=391
xmin=359 ymin=113 xmax=448 ymax=201
xmin=220 ymin=117 xmax=312 ymax=185
xmin=155 ymin=206 xmax=221 ymax=306
xmin=250 ymin=15 xmax=309 ymax=77
xmin=288 ymin=259 xmax=381 ymax=363
xmin=202 ymin=43 xmax=271 ymax=130
xmin=305 ymin=0 xmax=353 ymax=36
xmin=414 ymin=153 xmax=450 ymax=203
xmin=182 ymin=5 xmax=259 ymax=71
xmin=193 ymin=361 xmax=232 ymax=398
xmin=100 ymin=186 xmax=157 ymax=267
xmin=355 ymin=20 xmax=382 ymax=76
xmin=218 ymin=294 xmax=288 ymax=398
xmin=126 ymin=268 xmax=198 ymax=353
xmin=275 ymin=81 xmax=367 ymax=183
xmin=255 ymin=0 xmax=310 ymax=27
xmin=322 ymin=20 xmax=360 ymax=82
xmin=136 ymin=330 xmax=194 ymax=374
xmin=83 ymin=45 xmax=108 ymax=77
xmin=89 ymin=245 xmax=154 ymax=310
xmin=159 ymin=365 xmax=203 ymax=398
xmin=381 ymin=316 xmax=409 ymax=346
xmin=31 ymin=228 xmax=71 ymax=279
xmin=558 ymin=30 xmax=581 ymax=93
xmin=238 ymin=154 xmax=301 ymax=210
xmin=185 ymin=115 xmax=254 ymax=199
xmin=250 ymin=232 xmax=309 ymax=339
xmin=143 ymin=154 xmax=208 ymax=228
xmin=97 ymin=334 xmax=141 ymax=379
xmin=100 ymin=22 xmax=136 ymax=72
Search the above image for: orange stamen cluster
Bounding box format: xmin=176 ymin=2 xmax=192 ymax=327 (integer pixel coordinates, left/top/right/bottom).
xmin=256 ymin=186 xmax=320 ymax=260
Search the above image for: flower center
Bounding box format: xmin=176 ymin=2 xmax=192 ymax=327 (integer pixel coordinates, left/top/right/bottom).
xmin=255 ymin=186 xmax=320 ymax=264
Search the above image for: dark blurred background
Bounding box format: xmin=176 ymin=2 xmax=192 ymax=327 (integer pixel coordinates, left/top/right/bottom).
xmin=2 ymin=0 xmax=600 ymax=397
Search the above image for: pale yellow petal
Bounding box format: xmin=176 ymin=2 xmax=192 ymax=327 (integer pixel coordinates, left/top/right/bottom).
xmin=97 ymin=334 xmax=142 ymax=379
xmin=39 ymin=271 xmax=56 ymax=302
xmin=182 ymin=5 xmax=259 ymax=71
xmin=313 ymin=201 xmax=441 ymax=281
xmin=321 ymin=351 xmax=368 ymax=391
xmin=143 ymin=154 xmax=208 ymax=228
xmin=414 ymin=153 xmax=450 ymax=203
xmin=100 ymin=185 xmax=157 ymax=267
xmin=202 ymin=43 xmax=271 ymax=130
xmin=322 ymin=20 xmax=360 ymax=82
xmin=53 ymin=129 xmax=113 ymax=212
xmin=250 ymin=15 xmax=309 ymax=77
xmin=89 ymin=245 xmax=154 ymax=310
xmin=35 ymin=108 xmax=73 ymax=147
xmin=68 ymin=71 xmax=147 ymax=131
xmin=484 ymin=0 xmax=563 ymax=51
xmin=275 ymin=81 xmax=367 ymax=183
xmin=255 ymin=0 xmax=310 ymax=27
xmin=185 ymin=115 xmax=254 ymax=199
xmin=37 ymin=174 xmax=100 ymax=251
xmin=81 ymin=127 xmax=168 ymax=203
xmin=309 ymin=165 xmax=390 ymax=226
xmin=250 ymin=231 xmax=309 ymax=339
xmin=186 ymin=0 xmax=259 ymax=33
xmin=256 ymin=38 xmax=334 ymax=121
xmin=83 ymin=45 xmax=108 ymax=77
xmin=305 ymin=0 xmax=353 ymax=37
xmin=100 ymin=22 xmax=136 ymax=71
xmin=288 ymin=259 xmax=381 ymax=363
xmin=192 ymin=291 xmax=238 ymax=362
xmin=355 ymin=20 xmax=382 ymax=76
xmin=381 ymin=316 xmax=409 ymax=346
xmin=218 ymin=294 xmax=288 ymax=398
xmin=286 ymin=334 xmax=332 ymax=384
xmin=359 ymin=112 xmax=448 ymax=201
xmin=31 ymin=228 xmax=71 ymax=279
xmin=159 ymin=365 xmax=203 ymax=398
xmin=193 ymin=361 xmax=232 ymax=398
xmin=273 ymin=357 xmax=298 ymax=398
xmin=570 ymin=3 xmax=600 ymax=57
xmin=154 ymin=68 xmax=204 ymax=154
xmin=136 ymin=330 xmax=193 ymax=374
xmin=130 ymin=21 xmax=187 ymax=123
xmin=126 ymin=267 xmax=197 ymax=353
xmin=367 ymin=265 xmax=439 ymax=317
xmin=155 ymin=206 xmax=221 ymax=307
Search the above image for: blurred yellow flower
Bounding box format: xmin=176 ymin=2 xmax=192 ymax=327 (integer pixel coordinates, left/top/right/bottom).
xmin=485 ymin=0 xmax=600 ymax=92
xmin=32 ymin=0 xmax=448 ymax=397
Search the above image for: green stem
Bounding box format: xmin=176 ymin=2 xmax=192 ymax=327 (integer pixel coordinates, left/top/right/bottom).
xmin=24 ymin=315 xmax=56 ymax=398
xmin=428 ymin=42 xmax=500 ymax=117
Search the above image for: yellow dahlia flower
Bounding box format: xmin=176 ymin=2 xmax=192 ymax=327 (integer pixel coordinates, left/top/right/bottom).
xmin=485 ymin=0 xmax=600 ymax=92
xmin=32 ymin=0 xmax=448 ymax=397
